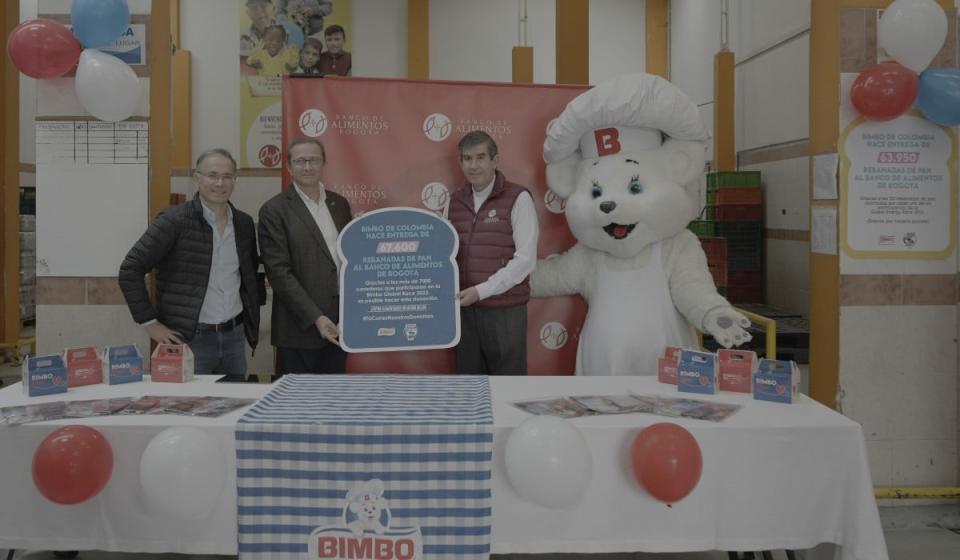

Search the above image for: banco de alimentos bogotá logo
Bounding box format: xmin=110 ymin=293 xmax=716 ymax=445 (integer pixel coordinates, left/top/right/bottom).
xmin=540 ymin=321 xmax=568 ymax=350
xmin=422 ymin=113 xmax=452 ymax=142
xmin=299 ymin=109 xmax=328 ymax=137
xmin=421 ymin=182 xmax=450 ymax=214
xmin=544 ymin=189 xmax=567 ymax=214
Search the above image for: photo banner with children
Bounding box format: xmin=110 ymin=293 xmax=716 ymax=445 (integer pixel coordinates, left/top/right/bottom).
xmin=239 ymin=0 xmax=352 ymax=168
xmin=282 ymin=76 xmax=589 ymax=374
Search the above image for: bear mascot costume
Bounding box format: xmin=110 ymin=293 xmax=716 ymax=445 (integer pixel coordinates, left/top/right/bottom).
xmin=531 ymin=74 xmax=751 ymax=375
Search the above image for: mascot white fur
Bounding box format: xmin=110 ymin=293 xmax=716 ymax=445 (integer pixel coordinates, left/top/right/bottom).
xmin=531 ymin=74 xmax=751 ymax=375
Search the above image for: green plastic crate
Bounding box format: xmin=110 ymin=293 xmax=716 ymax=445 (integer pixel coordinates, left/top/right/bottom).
xmin=726 ymin=237 xmax=764 ymax=254
xmin=707 ymin=171 xmax=762 ymax=189
xmin=715 ymin=221 xmax=763 ymax=238
xmin=688 ymin=220 xmax=716 ymax=237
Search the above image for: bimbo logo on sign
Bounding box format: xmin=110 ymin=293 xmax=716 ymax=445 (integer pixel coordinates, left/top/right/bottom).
xmin=308 ymin=479 xmax=423 ymax=560
xmin=539 ymin=321 xmax=568 ymax=350
xmin=300 ymin=109 xmax=329 ymax=137
xmin=404 ymin=323 xmax=418 ymax=341
xmin=422 ymin=113 xmax=452 ymax=142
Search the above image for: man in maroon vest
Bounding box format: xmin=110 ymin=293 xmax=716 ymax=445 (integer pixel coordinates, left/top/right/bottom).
xmin=448 ymin=131 xmax=539 ymax=375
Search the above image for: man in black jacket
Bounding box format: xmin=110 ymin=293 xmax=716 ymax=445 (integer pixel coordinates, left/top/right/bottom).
xmin=119 ymin=149 xmax=261 ymax=375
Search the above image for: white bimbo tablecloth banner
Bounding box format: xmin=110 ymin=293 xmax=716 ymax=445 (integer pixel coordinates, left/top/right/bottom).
xmin=235 ymin=374 xmax=494 ymax=560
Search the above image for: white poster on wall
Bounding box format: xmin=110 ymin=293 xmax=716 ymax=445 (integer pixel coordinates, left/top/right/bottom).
xmin=36 ymin=163 xmax=148 ymax=277
xmin=839 ymin=111 xmax=956 ymax=259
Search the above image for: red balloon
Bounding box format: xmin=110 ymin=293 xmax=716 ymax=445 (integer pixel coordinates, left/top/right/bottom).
xmin=850 ymin=62 xmax=919 ymax=121
xmin=6 ymin=18 xmax=82 ymax=79
xmin=630 ymin=422 xmax=702 ymax=504
xmin=32 ymin=425 xmax=113 ymax=505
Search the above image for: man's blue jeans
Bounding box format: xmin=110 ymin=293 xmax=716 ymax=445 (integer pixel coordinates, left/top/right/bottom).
xmin=188 ymin=326 xmax=247 ymax=376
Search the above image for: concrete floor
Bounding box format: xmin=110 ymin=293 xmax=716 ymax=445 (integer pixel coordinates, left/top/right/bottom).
xmin=2 ymin=530 xmax=960 ymax=559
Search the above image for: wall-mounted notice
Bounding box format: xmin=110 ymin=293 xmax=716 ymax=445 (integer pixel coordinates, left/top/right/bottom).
xmin=36 ymin=121 xmax=149 ymax=165
xmin=839 ymin=111 xmax=956 ymax=259
xmin=338 ymin=208 xmax=460 ymax=353
xmin=812 ymin=206 xmax=838 ymax=256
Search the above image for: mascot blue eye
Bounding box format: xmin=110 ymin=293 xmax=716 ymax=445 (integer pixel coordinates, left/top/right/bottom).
xmin=628 ymin=175 xmax=643 ymax=194
xmin=591 ymin=181 xmax=603 ymax=199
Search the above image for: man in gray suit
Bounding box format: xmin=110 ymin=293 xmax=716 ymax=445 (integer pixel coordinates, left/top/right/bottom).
xmin=258 ymin=138 xmax=352 ymax=374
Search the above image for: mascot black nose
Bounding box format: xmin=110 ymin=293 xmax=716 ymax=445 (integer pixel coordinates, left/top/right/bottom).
xmin=599 ymin=201 xmax=616 ymax=214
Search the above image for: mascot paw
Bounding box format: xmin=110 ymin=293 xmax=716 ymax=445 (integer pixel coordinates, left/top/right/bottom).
xmin=703 ymin=307 xmax=752 ymax=348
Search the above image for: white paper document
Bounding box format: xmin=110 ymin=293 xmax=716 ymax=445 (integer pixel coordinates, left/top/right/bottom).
xmin=812 ymin=206 xmax=838 ymax=255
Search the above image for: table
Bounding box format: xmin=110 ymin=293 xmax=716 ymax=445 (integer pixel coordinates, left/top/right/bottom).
xmin=0 ymin=376 xmax=269 ymax=555
xmin=0 ymin=375 xmax=887 ymax=560
xmin=488 ymin=376 xmax=887 ymax=560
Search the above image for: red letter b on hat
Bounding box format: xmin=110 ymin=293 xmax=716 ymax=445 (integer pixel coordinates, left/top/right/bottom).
xmin=594 ymin=128 xmax=621 ymax=157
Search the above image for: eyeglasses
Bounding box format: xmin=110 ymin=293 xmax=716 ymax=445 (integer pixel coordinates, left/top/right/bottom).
xmin=196 ymin=172 xmax=237 ymax=183
xmin=291 ymin=157 xmax=324 ymax=168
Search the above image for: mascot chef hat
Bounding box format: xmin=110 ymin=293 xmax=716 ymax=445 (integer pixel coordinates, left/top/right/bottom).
xmin=543 ymin=73 xmax=710 ymax=164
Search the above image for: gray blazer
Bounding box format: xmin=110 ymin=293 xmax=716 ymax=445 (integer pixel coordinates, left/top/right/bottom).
xmin=258 ymin=186 xmax=352 ymax=349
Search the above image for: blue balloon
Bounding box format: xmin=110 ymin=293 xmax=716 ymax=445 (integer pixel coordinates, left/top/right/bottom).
xmin=71 ymin=0 xmax=130 ymax=49
xmin=917 ymin=69 xmax=960 ymax=126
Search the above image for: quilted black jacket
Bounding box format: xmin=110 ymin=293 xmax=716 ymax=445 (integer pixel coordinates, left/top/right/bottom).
xmin=118 ymin=195 xmax=261 ymax=348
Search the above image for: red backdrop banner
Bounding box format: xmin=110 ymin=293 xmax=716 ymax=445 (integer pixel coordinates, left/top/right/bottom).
xmin=282 ymin=76 xmax=589 ymax=375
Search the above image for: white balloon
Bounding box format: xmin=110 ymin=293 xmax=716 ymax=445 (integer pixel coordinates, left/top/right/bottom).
xmin=139 ymin=427 xmax=226 ymax=520
xmin=75 ymin=49 xmax=140 ymax=122
xmin=879 ymin=0 xmax=947 ymax=73
xmin=504 ymin=415 xmax=592 ymax=509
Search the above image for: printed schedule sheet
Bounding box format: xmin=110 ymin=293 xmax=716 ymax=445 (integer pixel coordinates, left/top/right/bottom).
xmin=36 ymin=120 xmax=149 ymax=165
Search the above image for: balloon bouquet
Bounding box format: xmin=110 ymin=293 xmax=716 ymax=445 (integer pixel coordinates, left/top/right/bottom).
xmin=6 ymin=0 xmax=140 ymax=122
xmin=851 ymin=0 xmax=960 ymax=125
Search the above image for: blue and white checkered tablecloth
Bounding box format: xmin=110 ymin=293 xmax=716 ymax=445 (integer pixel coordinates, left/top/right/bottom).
xmin=236 ymin=374 xmax=493 ymax=560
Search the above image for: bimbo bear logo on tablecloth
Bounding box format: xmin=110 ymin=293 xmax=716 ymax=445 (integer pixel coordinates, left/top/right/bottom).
xmin=308 ymin=479 xmax=423 ymax=560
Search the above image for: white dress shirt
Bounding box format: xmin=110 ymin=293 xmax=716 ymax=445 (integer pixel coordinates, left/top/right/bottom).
xmin=293 ymin=182 xmax=341 ymax=269
xmin=470 ymin=178 xmax=539 ymax=301
xmin=197 ymin=201 xmax=243 ymax=324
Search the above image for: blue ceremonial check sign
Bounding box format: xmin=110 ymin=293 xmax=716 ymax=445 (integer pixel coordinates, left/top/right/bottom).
xmin=337 ymin=207 xmax=460 ymax=352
